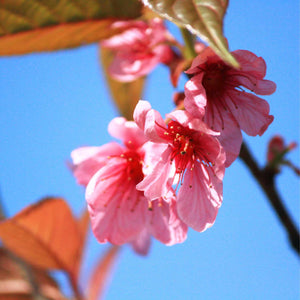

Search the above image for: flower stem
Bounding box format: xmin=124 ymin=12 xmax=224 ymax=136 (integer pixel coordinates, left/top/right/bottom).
xmin=239 ymin=142 xmax=300 ymax=256
xmin=180 ymin=27 xmax=197 ymax=59
xmin=0 ymin=186 xmax=6 ymax=221
xmin=68 ymin=272 xmax=84 ymax=300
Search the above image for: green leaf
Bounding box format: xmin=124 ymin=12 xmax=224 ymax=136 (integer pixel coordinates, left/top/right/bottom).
xmin=142 ymin=0 xmax=239 ymax=68
xmin=100 ymin=47 xmax=145 ymax=120
xmin=0 ymin=0 xmax=142 ymax=55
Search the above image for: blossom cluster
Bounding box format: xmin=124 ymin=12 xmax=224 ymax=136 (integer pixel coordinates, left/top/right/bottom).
xmin=70 ymin=19 xmax=276 ymax=254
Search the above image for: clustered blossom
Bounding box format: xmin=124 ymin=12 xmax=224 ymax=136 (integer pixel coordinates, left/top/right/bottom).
xmin=71 ymin=20 xmax=276 ymax=254
xmin=184 ymin=47 xmax=276 ymax=166
xmin=71 ymin=117 xmax=187 ymax=255
xmin=134 ymin=101 xmax=225 ymax=232
xmin=101 ymin=18 xmax=174 ymax=82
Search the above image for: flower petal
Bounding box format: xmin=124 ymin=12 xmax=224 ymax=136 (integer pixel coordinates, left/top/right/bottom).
xmin=71 ymin=142 xmax=123 ymax=186
xmin=108 ymin=53 xmax=160 ymax=82
xmin=142 ymin=141 xmax=169 ymax=176
xmin=134 ymin=100 xmax=166 ymax=142
xmin=136 ymin=146 xmax=173 ymax=200
xmin=86 ymin=159 xmax=147 ymax=245
xmin=147 ymin=196 xmax=188 ymax=245
xmin=101 ymin=18 xmax=173 ymax=82
xmin=231 ymin=74 xmax=276 ymax=95
xmin=131 ymin=229 xmax=151 ymax=256
xmin=166 ymin=109 xmax=191 ymax=127
xmin=185 ymin=46 xmax=215 ymax=74
xmin=101 ymin=21 xmax=147 ymax=49
xmin=166 ymin=198 xmax=188 ymax=245
xmin=217 ymin=121 xmax=242 ymax=167
xmin=108 ymin=117 xmax=146 ymax=148
xmin=203 ymin=106 xmax=242 ymax=167
xmin=184 ymin=73 xmax=207 ymax=119
xmin=168 ymin=109 xmax=219 ymax=136
xmin=232 ymin=50 xmax=267 ymax=78
xmin=177 ymin=163 xmax=223 ymax=232
xmin=253 ymin=79 xmax=276 ymax=95
xmin=144 ymin=108 xmax=167 ymax=143
xmin=133 ymin=100 xmax=152 ymax=131
xmin=225 ymin=90 xmax=274 ymax=136
xmin=230 ymin=50 xmax=276 ymax=94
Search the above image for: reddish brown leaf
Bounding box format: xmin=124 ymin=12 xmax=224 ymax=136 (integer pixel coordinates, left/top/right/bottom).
xmin=100 ymin=47 xmax=145 ymax=120
xmin=0 ymin=20 xmax=120 ymax=56
xmin=0 ymin=0 xmax=143 ymax=56
xmin=0 ymin=198 xmax=84 ymax=278
xmin=87 ymin=246 xmax=120 ymax=300
xmin=0 ymin=295 xmax=32 ymax=300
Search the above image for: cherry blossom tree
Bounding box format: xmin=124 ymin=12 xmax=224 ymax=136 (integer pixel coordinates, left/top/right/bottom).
xmin=0 ymin=1 xmax=298 ymax=299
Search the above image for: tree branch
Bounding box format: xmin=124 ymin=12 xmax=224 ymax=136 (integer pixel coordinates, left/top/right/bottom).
xmin=239 ymin=142 xmax=300 ymax=256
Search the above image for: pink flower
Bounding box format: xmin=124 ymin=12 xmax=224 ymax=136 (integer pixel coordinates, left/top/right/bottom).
xmin=266 ymin=135 xmax=299 ymax=175
xmin=184 ymin=47 xmax=276 ymax=166
xmin=267 ymin=135 xmax=296 ymax=163
xmin=101 ymin=18 xmax=174 ymax=82
xmin=134 ymin=100 xmax=226 ymax=232
xmin=70 ymin=142 xmax=123 ymax=186
xmin=131 ymin=193 xmax=189 ymax=255
xmin=71 ymin=117 xmax=187 ymax=249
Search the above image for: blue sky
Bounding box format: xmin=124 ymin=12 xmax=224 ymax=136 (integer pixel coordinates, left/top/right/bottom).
xmin=0 ymin=1 xmax=299 ymax=299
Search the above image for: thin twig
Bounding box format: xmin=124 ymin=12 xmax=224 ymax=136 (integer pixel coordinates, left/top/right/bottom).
xmin=67 ymin=272 xmax=84 ymax=300
xmin=0 ymin=187 xmax=7 ymax=221
xmin=239 ymin=142 xmax=300 ymax=256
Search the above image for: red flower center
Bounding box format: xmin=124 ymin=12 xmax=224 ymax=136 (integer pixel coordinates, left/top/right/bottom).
xmin=121 ymin=151 xmax=144 ymax=184
xmin=164 ymin=121 xmax=196 ymax=176
xmin=202 ymin=63 xmax=229 ymax=97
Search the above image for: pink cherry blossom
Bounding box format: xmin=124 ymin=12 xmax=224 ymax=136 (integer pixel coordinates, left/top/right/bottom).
xmin=71 ymin=117 xmax=187 ymax=249
xmin=131 ymin=192 xmax=189 ymax=255
xmin=101 ymin=18 xmax=174 ymax=82
xmin=70 ymin=142 xmax=123 ymax=186
xmin=267 ymin=135 xmax=297 ymax=163
xmin=184 ymin=47 xmax=276 ymax=166
xmin=266 ymin=135 xmax=299 ymax=175
xmin=134 ymin=100 xmax=226 ymax=232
